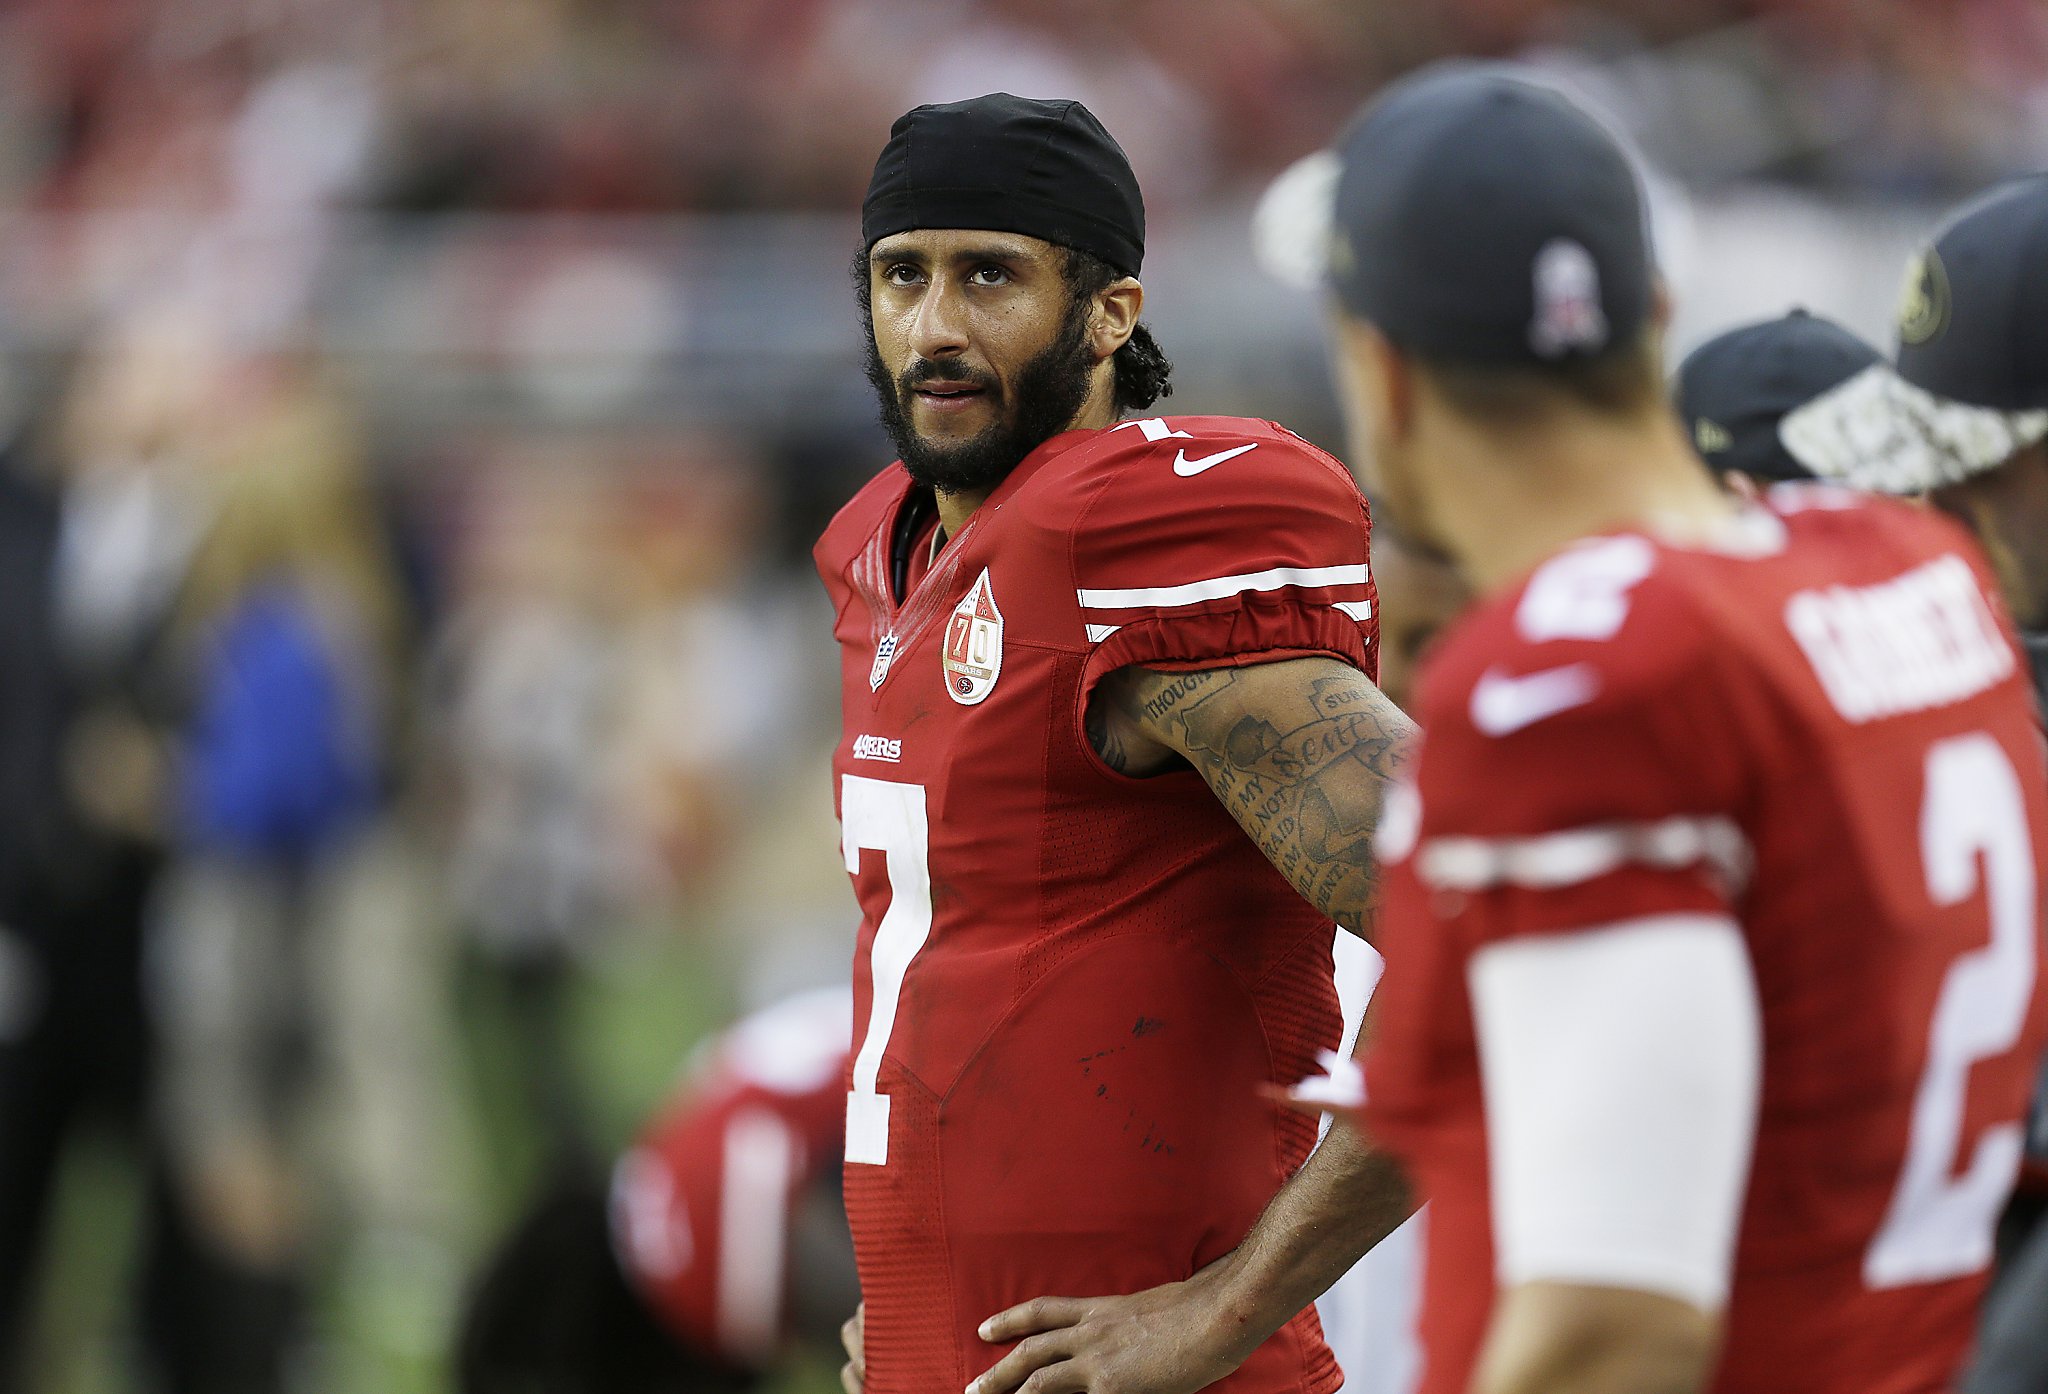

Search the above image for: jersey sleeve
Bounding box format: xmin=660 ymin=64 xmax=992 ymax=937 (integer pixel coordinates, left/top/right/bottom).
xmin=1070 ymin=424 xmax=1378 ymax=702
xmin=1406 ymin=568 xmax=1751 ymax=946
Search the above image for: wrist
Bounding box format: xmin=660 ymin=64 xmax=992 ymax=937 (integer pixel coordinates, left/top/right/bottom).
xmin=1188 ymin=1247 xmax=1277 ymax=1369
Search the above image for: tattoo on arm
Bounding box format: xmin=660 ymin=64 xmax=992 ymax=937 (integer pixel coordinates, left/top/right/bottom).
xmin=1094 ymin=661 xmax=1417 ymax=936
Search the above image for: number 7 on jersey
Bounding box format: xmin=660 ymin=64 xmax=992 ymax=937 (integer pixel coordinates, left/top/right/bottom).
xmin=841 ymin=775 xmax=934 ymax=1166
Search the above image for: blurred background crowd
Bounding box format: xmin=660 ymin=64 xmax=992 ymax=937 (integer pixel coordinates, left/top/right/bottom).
xmin=0 ymin=1 xmax=2045 ymax=1391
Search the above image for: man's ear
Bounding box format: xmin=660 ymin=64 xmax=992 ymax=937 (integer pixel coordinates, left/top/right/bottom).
xmin=1092 ymin=277 xmax=1143 ymax=362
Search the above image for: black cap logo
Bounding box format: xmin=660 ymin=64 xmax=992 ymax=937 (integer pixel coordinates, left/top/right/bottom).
xmin=1528 ymin=239 xmax=1609 ymax=358
xmin=1694 ymin=418 xmax=1733 ymax=455
xmin=1897 ymin=248 xmax=1950 ymax=346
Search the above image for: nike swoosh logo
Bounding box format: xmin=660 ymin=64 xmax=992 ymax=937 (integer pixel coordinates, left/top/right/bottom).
xmin=1469 ymin=663 xmax=1601 ymax=736
xmin=1173 ymin=443 xmax=1259 ymax=476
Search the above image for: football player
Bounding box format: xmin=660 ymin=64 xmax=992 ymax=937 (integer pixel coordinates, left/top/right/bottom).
xmin=457 ymin=988 xmax=857 ymax=1394
xmin=819 ymin=94 xmax=1417 ymax=1394
xmin=1773 ymin=174 xmax=2048 ymax=1394
xmin=977 ymin=64 xmax=2048 ymax=1394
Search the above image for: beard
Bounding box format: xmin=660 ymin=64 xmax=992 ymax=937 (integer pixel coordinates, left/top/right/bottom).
xmin=864 ymin=300 xmax=1096 ymax=496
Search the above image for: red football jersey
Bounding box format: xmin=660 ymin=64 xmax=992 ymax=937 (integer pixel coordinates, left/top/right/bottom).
xmin=816 ymin=417 xmax=1379 ymax=1394
xmin=1365 ymin=489 xmax=2048 ymax=1394
xmin=611 ymin=987 xmax=852 ymax=1368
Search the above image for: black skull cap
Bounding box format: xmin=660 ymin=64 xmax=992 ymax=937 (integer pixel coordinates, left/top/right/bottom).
xmin=862 ymin=93 xmax=1145 ymax=277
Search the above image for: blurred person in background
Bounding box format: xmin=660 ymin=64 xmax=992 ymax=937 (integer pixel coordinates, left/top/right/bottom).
xmin=0 ymin=310 xmax=225 ymax=1393
xmin=457 ymin=985 xmax=858 ymax=1394
xmin=438 ymin=461 xmax=621 ymax=1162
xmin=0 ymin=347 xmax=69 ymax=1394
xmin=1777 ymin=172 xmax=2048 ymax=1394
xmin=144 ymin=343 xmax=408 ymax=1394
xmin=1675 ymin=309 xmax=1883 ymax=496
xmin=438 ymin=444 xmax=803 ymax=1166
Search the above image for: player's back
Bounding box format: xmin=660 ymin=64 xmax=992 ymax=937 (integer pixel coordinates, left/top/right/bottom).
xmin=1368 ymin=488 xmax=2048 ymax=1394
xmin=612 ymin=987 xmax=853 ymax=1366
xmin=1705 ymin=491 xmax=2047 ymax=1390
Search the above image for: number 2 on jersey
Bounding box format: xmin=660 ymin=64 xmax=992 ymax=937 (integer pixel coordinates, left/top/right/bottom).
xmin=840 ymin=775 xmax=934 ymax=1166
xmin=1865 ymin=733 xmax=2038 ymax=1289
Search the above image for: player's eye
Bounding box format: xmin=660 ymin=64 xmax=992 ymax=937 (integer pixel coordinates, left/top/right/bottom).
xmin=880 ymin=263 xmax=923 ymax=287
xmin=969 ymin=264 xmax=1010 ymax=287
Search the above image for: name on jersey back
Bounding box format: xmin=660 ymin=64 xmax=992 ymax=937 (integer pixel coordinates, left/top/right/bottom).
xmin=1786 ymin=554 xmax=2014 ymax=724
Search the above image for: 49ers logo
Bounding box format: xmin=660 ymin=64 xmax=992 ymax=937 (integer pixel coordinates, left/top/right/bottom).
xmin=941 ymin=568 xmax=1003 ymax=705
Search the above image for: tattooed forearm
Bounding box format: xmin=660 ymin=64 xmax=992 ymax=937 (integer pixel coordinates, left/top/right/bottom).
xmin=1090 ymin=658 xmax=1417 ymax=937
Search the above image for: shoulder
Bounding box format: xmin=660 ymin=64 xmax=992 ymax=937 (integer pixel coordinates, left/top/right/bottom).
xmin=813 ymin=463 xmax=910 ymax=584
xmin=1021 ymin=417 xmax=1365 ymax=524
xmin=1017 ymin=418 xmax=1370 ymax=574
xmin=1767 ymin=481 xmax=1996 ymax=580
xmin=1423 ymin=535 xmax=1716 ymax=730
xmin=1415 ymin=535 xmax=1737 ymax=811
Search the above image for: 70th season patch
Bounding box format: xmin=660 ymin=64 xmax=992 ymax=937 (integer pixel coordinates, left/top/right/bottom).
xmin=942 ymin=568 xmax=1004 ymax=705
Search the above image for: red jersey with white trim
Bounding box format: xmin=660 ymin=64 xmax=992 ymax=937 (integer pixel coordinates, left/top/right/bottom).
xmin=1365 ymin=489 xmax=2048 ymax=1394
xmin=611 ymin=987 xmax=852 ymax=1368
xmin=815 ymin=417 xmax=1378 ymax=1394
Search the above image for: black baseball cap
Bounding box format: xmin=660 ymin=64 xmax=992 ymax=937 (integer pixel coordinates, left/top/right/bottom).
xmin=1675 ymin=310 xmax=1883 ymax=483
xmin=1780 ymin=174 xmax=2048 ymax=493
xmin=862 ymin=94 xmax=1145 ymax=276
xmin=1327 ymin=62 xmax=1654 ymax=365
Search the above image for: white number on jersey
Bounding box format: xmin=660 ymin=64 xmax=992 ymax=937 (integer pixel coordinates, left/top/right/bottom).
xmin=1514 ymin=537 xmax=1656 ymax=643
xmin=840 ymin=775 xmax=935 ymax=1166
xmin=1864 ymin=733 xmax=2038 ymax=1288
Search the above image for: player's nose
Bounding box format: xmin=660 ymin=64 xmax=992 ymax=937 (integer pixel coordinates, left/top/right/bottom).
xmin=907 ymin=278 xmax=971 ymax=362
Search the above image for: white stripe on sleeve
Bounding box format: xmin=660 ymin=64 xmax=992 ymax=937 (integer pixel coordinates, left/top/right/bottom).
xmin=1076 ymin=562 xmax=1370 ymax=611
xmin=1419 ymin=815 xmax=1750 ymax=896
xmin=1469 ymin=912 xmax=1762 ymax=1311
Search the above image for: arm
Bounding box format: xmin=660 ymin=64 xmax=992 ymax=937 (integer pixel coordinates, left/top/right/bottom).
xmin=1466 ymin=914 xmax=1759 ymax=1394
xmin=972 ymin=1121 xmax=1415 ymax=1394
xmin=1085 ymin=655 xmax=1418 ymax=938
xmin=1472 ymin=1285 xmax=1716 ymax=1394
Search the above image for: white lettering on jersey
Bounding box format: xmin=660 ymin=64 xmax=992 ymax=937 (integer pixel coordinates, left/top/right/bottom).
xmin=1516 ymin=538 xmax=1655 ymax=643
xmin=1469 ymin=663 xmax=1601 ymax=737
xmin=1173 ymin=443 xmax=1259 ymax=477
xmin=852 ymin=734 xmax=903 ymax=763
xmin=1785 ymin=555 xmax=2015 ymax=724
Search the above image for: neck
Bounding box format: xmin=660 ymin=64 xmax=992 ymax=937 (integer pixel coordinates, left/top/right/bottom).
xmin=1427 ymin=405 xmax=1735 ymax=593
xmin=933 ymin=369 xmax=1121 ymax=538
